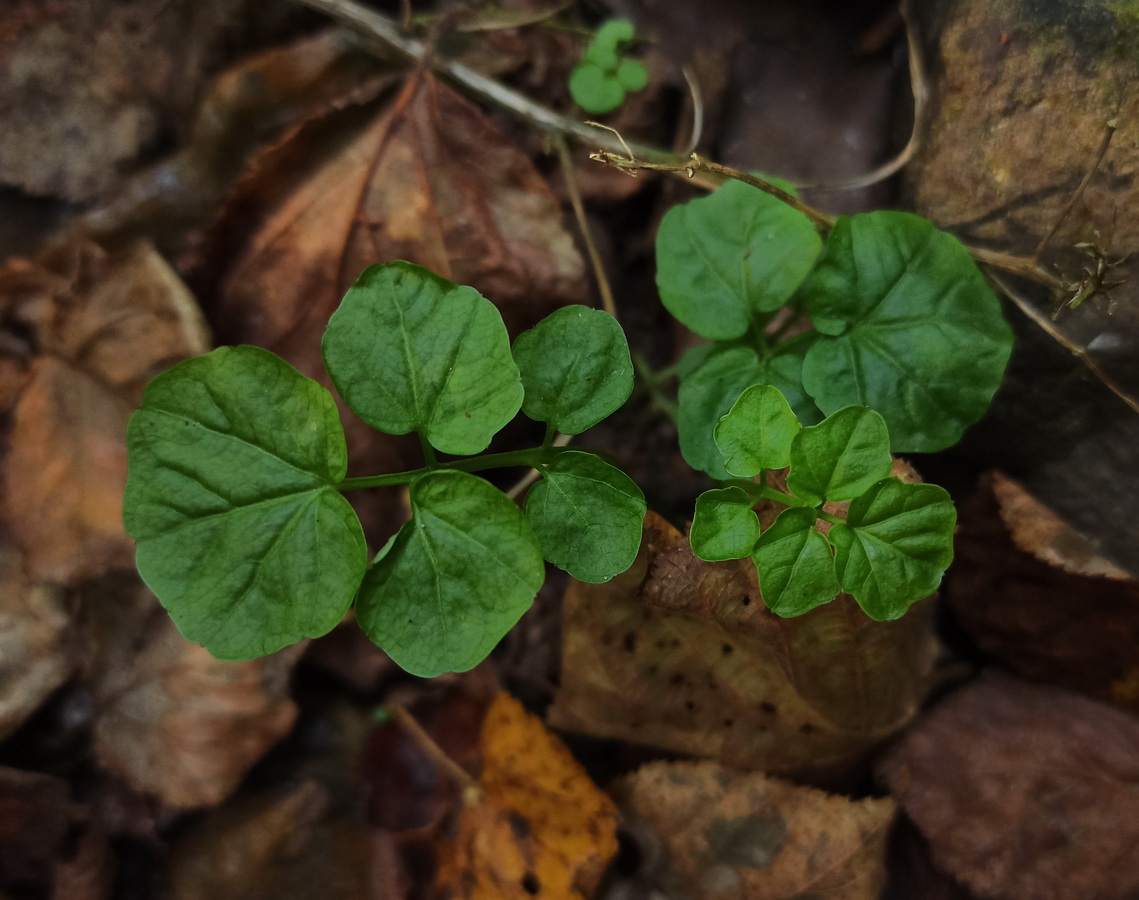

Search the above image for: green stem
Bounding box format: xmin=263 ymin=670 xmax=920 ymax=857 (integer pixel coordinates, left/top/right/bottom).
xmin=419 ymin=433 xmax=438 ymax=468
xmin=336 ymin=445 xmax=566 ymax=492
xmin=816 ymin=509 xmax=845 ymax=526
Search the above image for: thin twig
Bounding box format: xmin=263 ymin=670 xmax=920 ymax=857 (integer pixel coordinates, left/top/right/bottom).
xmin=554 ymin=134 xmax=617 ymax=318
xmin=388 ymin=704 xmax=479 ymax=793
xmin=988 ymin=271 xmax=1139 ymax=415
xmin=680 ymin=64 xmax=704 ymax=156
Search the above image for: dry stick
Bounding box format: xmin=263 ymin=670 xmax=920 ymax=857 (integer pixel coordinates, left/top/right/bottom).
xmin=554 ymin=134 xmax=617 ymax=318
xmin=387 ymin=704 xmax=480 ymax=795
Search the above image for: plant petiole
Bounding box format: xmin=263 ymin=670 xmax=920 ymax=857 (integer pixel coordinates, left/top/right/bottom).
xmin=336 ymin=445 xmax=568 ymax=492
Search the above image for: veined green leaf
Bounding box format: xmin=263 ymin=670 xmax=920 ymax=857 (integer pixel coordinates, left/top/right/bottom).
xmin=677 ymin=343 xmax=822 ymax=479
xmin=322 ymin=262 xmax=522 ymax=456
xmin=690 ymin=487 xmax=761 ymax=561
xmin=656 ymin=180 xmax=822 ymax=340
xmin=829 ymin=478 xmax=956 ymax=621
xmin=752 ymin=507 xmax=839 ymax=617
xmin=512 ymin=306 xmax=633 ymax=435
xmin=525 ymin=451 xmax=645 ymax=583
xmin=714 ymin=383 xmax=801 ymax=477
xmin=356 ymin=470 xmax=545 ymax=677
xmin=124 ymin=346 xmax=367 ymax=660
xmin=786 ymin=406 xmax=892 ymax=506
xmin=803 ymin=212 xmax=1013 ymax=451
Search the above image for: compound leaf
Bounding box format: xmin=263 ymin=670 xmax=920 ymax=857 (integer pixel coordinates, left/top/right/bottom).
xmin=355 ymin=470 xmax=545 ymax=677
xmin=677 ymin=343 xmax=822 ymax=480
xmin=124 ymin=346 xmax=367 ymax=660
xmin=802 ymin=212 xmax=1013 ymax=452
xmin=525 ymin=451 xmax=645 ymax=583
xmin=656 ymin=180 xmax=822 ymax=340
xmin=829 ymin=478 xmax=956 ymax=621
xmin=714 ymin=383 xmax=801 ymax=477
xmin=322 ymin=261 xmax=522 ymax=456
xmin=752 ymin=507 xmax=839 ymax=617
xmin=786 ymin=406 xmax=892 ymax=506
xmin=690 ymin=487 xmax=761 ymax=561
xmin=513 ymin=306 xmax=633 ymax=435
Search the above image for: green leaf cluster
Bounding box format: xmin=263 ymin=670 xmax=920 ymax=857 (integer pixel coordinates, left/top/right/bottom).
xmin=657 ymin=183 xmax=1014 ymax=478
xmin=569 ymin=19 xmax=648 ymax=115
xmin=124 ymin=262 xmax=645 ymax=677
xmin=689 ymin=385 xmax=956 ymax=620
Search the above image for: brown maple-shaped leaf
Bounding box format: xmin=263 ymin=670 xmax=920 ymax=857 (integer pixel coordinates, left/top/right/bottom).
xmin=616 ymin=760 xmax=894 ymax=900
xmin=549 ymin=511 xmax=937 ymax=779
xmin=435 ymin=693 xmax=618 ymax=900
xmin=881 ymin=672 xmax=1139 ymax=900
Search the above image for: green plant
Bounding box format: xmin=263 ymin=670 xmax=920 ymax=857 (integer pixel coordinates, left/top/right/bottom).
xmin=689 ymin=384 xmax=956 ymax=619
xmin=569 ymin=19 xmax=647 ymax=115
xmin=123 ymin=261 xmax=645 ymax=677
xmin=657 ymin=180 xmax=1015 ymax=480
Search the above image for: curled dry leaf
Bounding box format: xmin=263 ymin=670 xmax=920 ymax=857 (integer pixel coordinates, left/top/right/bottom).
xmin=435 ymin=693 xmax=618 ymax=900
xmin=949 ymin=474 xmax=1139 ymax=712
xmin=86 ymin=579 xmax=302 ymax=809
xmin=549 ymin=511 xmax=937 ymax=779
xmin=0 ymin=543 xmax=73 ymax=740
xmin=881 ymin=672 xmax=1139 ymax=900
xmin=616 ymin=760 xmax=894 ymax=900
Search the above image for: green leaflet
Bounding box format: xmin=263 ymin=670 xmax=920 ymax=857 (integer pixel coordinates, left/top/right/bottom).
xmin=677 ymin=343 xmax=822 ymax=479
xmin=512 ymin=305 xmax=633 ymax=435
xmin=690 ymin=487 xmax=761 ymax=561
xmin=322 ymin=261 xmax=522 ymax=456
xmin=124 ymin=346 xmax=367 ymax=660
xmin=656 ymin=180 xmax=822 ymax=340
xmin=714 ymin=383 xmax=801 ymax=477
xmin=803 ymin=211 xmax=1013 ymax=451
xmin=786 ymin=406 xmax=892 ymax=506
xmin=356 ymin=470 xmax=546 ymax=677
xmin=525 ymin=451 xmax=646 ymax=583
xmin=829 ymin=479 xmax=956 ymax=621
xmin=752 ymin=507 xmax=839 ymax=617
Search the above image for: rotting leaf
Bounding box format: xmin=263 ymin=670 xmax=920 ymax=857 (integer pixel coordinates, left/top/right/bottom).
xmin=881 ymin=672 xmax=1139 ymax=900
xmin=616 ymin=760 xmax=894 ymax=900
xmin=436 ymin=693 xmax=619 ymax=900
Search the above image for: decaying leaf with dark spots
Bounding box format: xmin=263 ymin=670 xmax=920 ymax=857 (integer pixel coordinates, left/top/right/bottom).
xmin=881 ymin=672 xmax=1139 ymax=900
xmin=615 ymin=760 xmax=894 ymax=899
xmin=550 ymin=512 xmax=937 ymax=779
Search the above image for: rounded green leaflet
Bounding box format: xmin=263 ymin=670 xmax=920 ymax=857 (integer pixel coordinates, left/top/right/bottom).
xmin=524 ymin=450 xmax=645 ymax=583
xmin=569 ymin=62 xmax=625 ymax=114
xmin=656 ymin=179 xmax=823 ymax=340
xmin=355 ymin=470 xmax=545 ymax=677
xmin=786 ymin=406 xmax=892 ymax=506
xmin=123 ymin=346 xmax=368 ymax=660
xmin=802 ymin=211 xmax=1013 ymax=452
xmin=714 ymin=383 xmax=802 ymax=477
xmin=321 ymin=261 xmax=523 ymax=456
xmin=690 ymin=487 xmax=761 ymax=561
xmin=752 ymin=507 xmax=840 ymax=617
xmin=677 ymin=343 xmax=822 ymax=479
xmin=512 ymin=305 xmax=634 ymax=435
xmin=828 ymin=478 xmax=956 ymax=621
xmin=593 ymin=18 xmax=635 ymax=49
xmin=616 ymin=58 xmax=648 ymax=92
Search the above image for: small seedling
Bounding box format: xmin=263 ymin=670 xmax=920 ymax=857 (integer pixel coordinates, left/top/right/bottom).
xmin=569 ymin=19 xmax=647 ymax=115
xmin=123 ymin=262 xmax=645 ymax=677
xmin=656 ymin=180 xmax=1015 ymax=479
xmin=690 ymin=385 xmax=956 ymax=620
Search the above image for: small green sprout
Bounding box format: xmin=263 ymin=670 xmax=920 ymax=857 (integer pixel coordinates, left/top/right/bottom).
xmin=569 ymin=19 xmax=648 ymax=115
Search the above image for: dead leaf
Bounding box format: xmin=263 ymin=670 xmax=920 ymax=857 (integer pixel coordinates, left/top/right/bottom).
xmin=948 ymin=475 xmax=1139 ymax=712
xmin=615 ymin=760 xmax=894 ymax=900
xmin=550 ymin=512 xmax=937 ymax=779
xmin=435 ymin=693 xmax=618 ymax=900
xmin=0 ymin=542 xmax=73 ymax=740
xmin=881 ymin=672 xmax=1139 ymax=900
xmin=84 ymin=579 xmax=302 ymax=809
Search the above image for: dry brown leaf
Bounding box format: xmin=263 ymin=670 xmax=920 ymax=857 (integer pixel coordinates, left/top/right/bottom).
xmin=0 ymin=543 xmax=73 ymax=740
xmin=881 ymin=672 xmax=1139 ymax=900
xmin=85 ymin=580 xmax=302 ymax=809
xmin=435 ymin=693 xmax=618 ymax=900
xmin=549 ymin=512 xmax=937 ymax=779
xmin=616 ymin=760 xmax=894 ymax=900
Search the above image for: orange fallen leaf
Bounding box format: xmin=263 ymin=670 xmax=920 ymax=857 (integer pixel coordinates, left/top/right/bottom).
xmin=435 ymin=693 xmax=618 ymax=900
